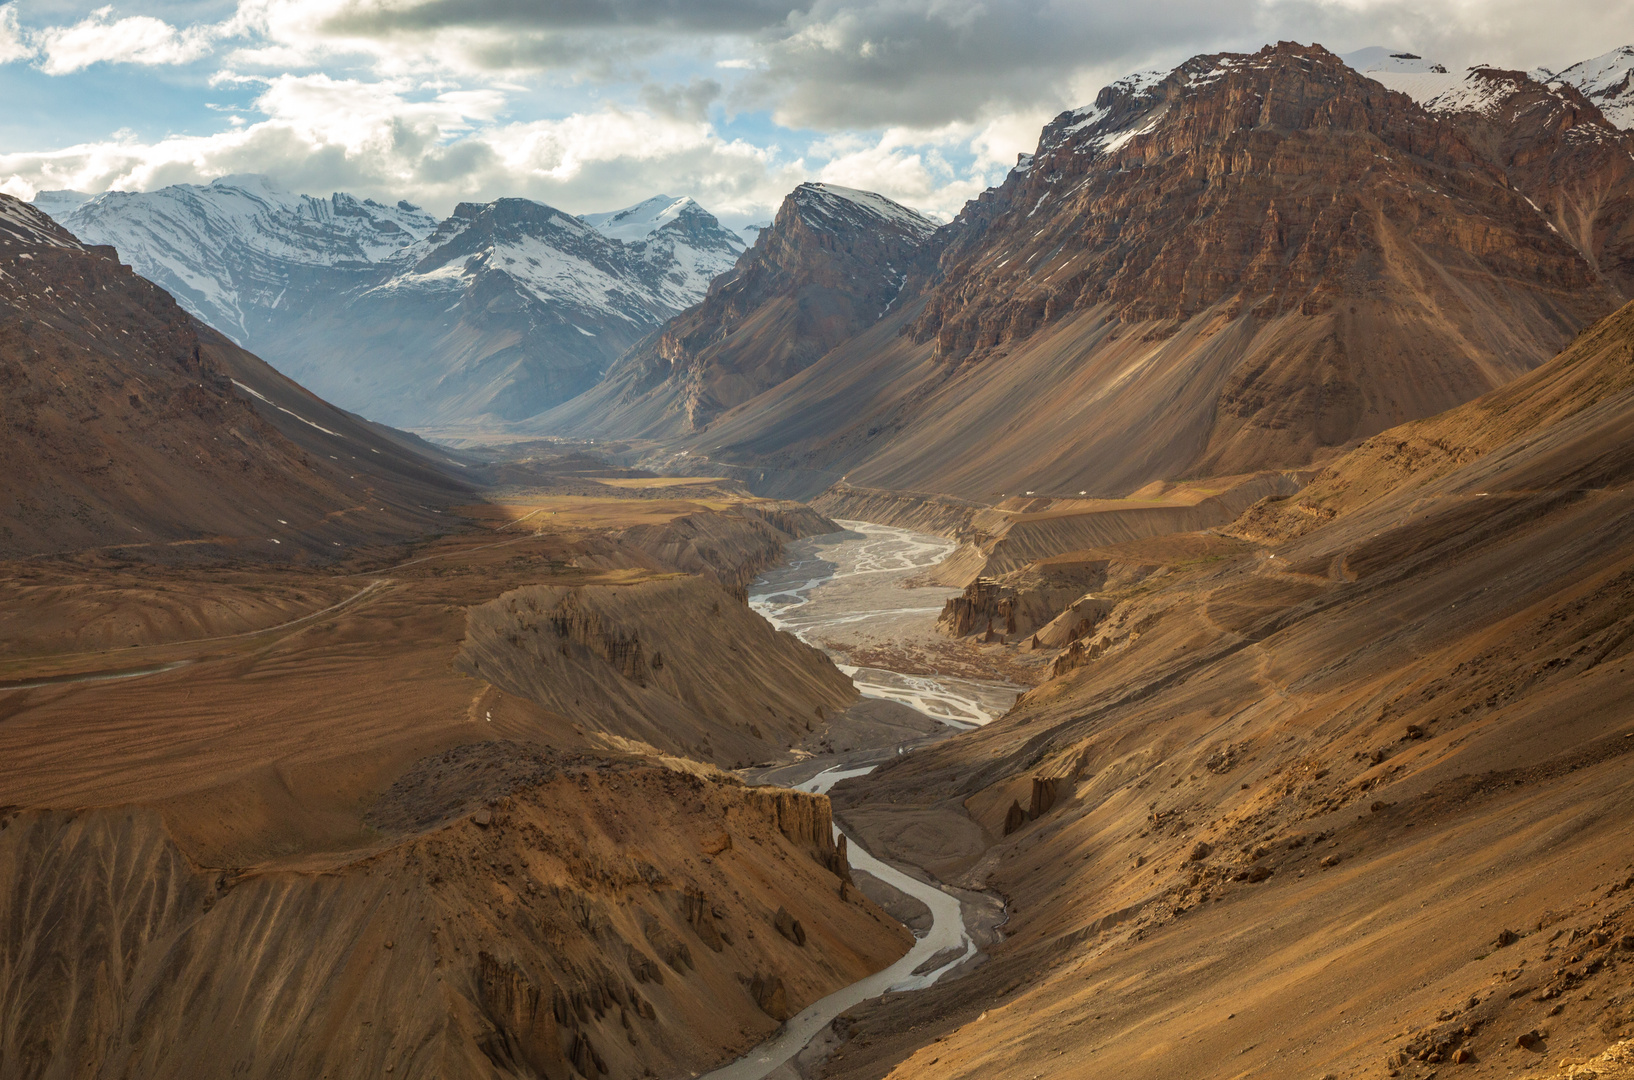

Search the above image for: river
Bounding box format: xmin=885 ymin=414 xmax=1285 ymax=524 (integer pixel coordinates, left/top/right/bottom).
xmin=701 ymin=521 xmax=1021 ymax=1080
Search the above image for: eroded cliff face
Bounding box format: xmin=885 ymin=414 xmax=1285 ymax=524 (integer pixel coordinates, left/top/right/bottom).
xmin=0 ymin=747 xmax=907 ymax=1080
xmin=914 ymin=43 xmax=1605 ymax=362
xmin=457 ymin=575 xmax=858 ymax=766
xmin=688 ymin=43 xmax=1624 ymax=503
xmin=1371 ymin=65 xmax=1634 ymax=297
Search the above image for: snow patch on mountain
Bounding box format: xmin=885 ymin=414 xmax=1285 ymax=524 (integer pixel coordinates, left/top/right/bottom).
xmin=45 ymin=175 xmax=439 ymax=337
xmin=0 ymin=197 xmax=81 ymax=250
xmin=1547 ymin=45 xmax=1634 ymax=130
xmin=1346 ymin=49 xmax=1541 ymax=120
xmin=30 ymin=190 xmax=94 ymax=220
xmin=1342 ymin=48 xmax=1449 ymax=76
xmin=794 ymin=183 xmax=938 ymax=235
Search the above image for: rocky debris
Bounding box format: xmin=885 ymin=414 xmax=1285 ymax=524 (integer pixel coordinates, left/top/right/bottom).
xmin=682 ymin=889 xmax=728 ymax=951
xmin=625 ymin=945 xmax=664 ymax=985
xmin=1496 ymin=928 xmax=1521 ymax=947
xmin=1320 ymin=854 xmax=1343 ymax=868
xmin=643 ymin=917 xmax=695 ymax=973
xmin=476 ymin=950 xmax=574 ymax=1077
xmin=774 ymin=906 xmax=808 ymax=946
xmin=1548 ymin=1039 xmax=1634 ymax=1079
xmin=1190 ymin=842 xmax=1214 ymax=862
xmin=750 ymin=973 xmax=791 ymax=1020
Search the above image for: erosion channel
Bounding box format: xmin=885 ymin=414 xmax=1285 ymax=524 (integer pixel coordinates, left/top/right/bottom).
xmin=707 ymin=521 xmax=1022 ymax=1079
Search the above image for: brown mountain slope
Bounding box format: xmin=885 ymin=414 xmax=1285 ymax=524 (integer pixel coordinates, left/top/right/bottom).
xmin=0 ymin=495 xmax=910 ymax=1078
xmin=813 ymin=299 xmax=1634 ymax=1079
xmin=0 ymin=751 xmax=906 ymax=1080
xmin=681 ymin=42 xmax=1618 ymax=502
xmin=0 ymin=194 xmax=470 ymax=561
xmin=537 ymin=184 xmax=938 ymax=440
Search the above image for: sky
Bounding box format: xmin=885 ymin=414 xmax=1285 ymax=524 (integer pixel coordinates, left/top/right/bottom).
xmin=1 ymin=0 xmax=1633 ymax=229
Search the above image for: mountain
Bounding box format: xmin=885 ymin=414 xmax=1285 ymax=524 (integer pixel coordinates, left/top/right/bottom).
xmin=1545 ymin=45 xmax=1634 ymax=130
xmin=817 ymin=292 xmax=1634 ymax=1080
xmin=657 ymin=42 xmax=1619 ymax=502
xmin=0 ymin=193 xmax=470 ymax=560
xmin=52 ymin=174 xmax=440 ymax=341
xmin=41 ymin=178 xmax=746 ymax=431
xmin=538 ymin=182 xmax=938 ymax=439
xmin=1350 ymin=50 xmax=1634 ymax=293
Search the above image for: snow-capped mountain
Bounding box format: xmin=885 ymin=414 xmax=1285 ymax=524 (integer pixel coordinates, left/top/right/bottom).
xmin=537 ymin=181 xmax=941 ymax=440
xmin=36 ymin=177 xmax=749 ymax=430
xmin=1544 ymin=46 xmax=1634 ymax=130
xmin=1340 ymin=46 xmax=1634 ymax=294
xmin=1344 ymin=44 xmax=1634 ymax=133
xmin=53 ymin=175 xmax=438 ymax=341
xmin=29 ymin=189 xmax=94 ymax=220
xmin=580 ymin=193 xmax=747 ymax=310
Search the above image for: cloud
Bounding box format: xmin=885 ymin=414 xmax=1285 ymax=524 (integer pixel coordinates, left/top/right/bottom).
xmin=0 ymin=3 xmax=34 ymax=64
xmin=9 ymin=0 xmax=1634 ymax=241
xmin=313 ymin=0 xmax=814 ymax=37
xmin=640 ymin=77 xmax=723 ymax=122
xmin=35 ymin=6 xmax=224 ymax=74
xmin=0 ymin=72 xmax=806 ymax=226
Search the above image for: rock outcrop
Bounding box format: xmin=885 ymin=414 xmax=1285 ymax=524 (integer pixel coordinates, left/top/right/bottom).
xmin=457 ymin=575 xmax=857 ymax=766
xmin=0 ymin=746 xmax=907 ymax=1080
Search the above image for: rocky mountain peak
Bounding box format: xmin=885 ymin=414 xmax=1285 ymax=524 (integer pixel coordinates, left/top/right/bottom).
xmin=913 ymin=38 xmax=1600 ymax=360
xmin=535 ymin=182 xmax=943 ymax=439
xmin=1545 ymin=44 xmax=1634 ymax=129
xmin=1354 ymin=55 xmax=1634 ymax=291
xmin=784 ymin=182 xmax=937 ymax=240
xmin=582 ymin=194 xmax=744 ymax=257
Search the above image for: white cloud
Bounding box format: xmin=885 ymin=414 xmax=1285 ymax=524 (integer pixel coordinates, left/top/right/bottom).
xmin=0 ymin=3 xmax=33 ymax=65
xmin=810 ymin=121 xmax=1034 ymax=221
xmin=35 ymin=7 xmax=222 ymax=74
xmin=0 ymin=74 xmax=808 ymax=226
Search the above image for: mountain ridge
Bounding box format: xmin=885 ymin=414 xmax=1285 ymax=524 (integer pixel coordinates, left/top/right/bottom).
xmin=645 ymin=41 xmax=1623 ymax=505
xmin=0 ymin=191 xmax=471 ymax=561
xmin=38 ymin=177 xmax=746 ymax=431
